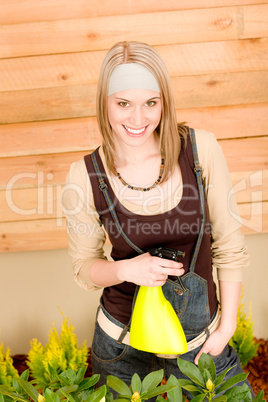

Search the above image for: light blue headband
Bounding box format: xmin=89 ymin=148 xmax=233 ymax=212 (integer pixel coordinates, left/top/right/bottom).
xmin=108 ymin=63 xmax=160 ymax=96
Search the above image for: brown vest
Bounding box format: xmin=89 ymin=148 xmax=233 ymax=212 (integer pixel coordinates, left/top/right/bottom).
xmin=84 ymin=134 xmax=217 ymax=325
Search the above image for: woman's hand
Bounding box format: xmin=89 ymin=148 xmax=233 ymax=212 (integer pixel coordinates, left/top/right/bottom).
xmin=193 ymin=326 xmax=234 ymax=365
xmin=89 ymin=252 xmax=184 ymax=289
xmin=194 ymin=281 xmax=241 ymax=365
xmin=118 ymin=252 xmax=184 ymax=287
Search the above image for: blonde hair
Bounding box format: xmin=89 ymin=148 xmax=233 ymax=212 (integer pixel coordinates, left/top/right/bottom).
xmin=96 ymin=41 xmax=187 ymax=182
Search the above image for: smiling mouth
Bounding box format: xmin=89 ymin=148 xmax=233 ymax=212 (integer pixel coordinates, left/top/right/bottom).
xmin=123 ymin=125 xmax=147 ymax=135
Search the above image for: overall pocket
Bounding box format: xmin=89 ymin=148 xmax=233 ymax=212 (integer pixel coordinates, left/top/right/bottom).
xmin=91 ymin=321 xmax=129 ymax=364
xmin=162 ymin=272 xmax=210 ymax=339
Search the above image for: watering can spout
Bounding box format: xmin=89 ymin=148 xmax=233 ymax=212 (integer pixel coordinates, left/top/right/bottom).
xmin=129 ymin=286 xmax=188 ymax=354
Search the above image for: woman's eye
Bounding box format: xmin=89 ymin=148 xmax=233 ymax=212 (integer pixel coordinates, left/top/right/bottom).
xmin=146 ymin=101 xmax=156 ymax=107
xmin=118 ymin=101 xmax=129 ymax=107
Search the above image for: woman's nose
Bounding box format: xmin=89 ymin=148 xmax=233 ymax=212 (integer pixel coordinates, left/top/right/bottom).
xmin=129 ymin=106 xmax=144 ymax=126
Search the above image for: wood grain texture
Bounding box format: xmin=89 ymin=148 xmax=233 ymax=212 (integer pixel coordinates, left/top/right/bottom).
xmin=178 ymin=103 xmax=268 ymax=139
xmin=1 ymin=71 xmax=267 ymax=124
xmin=0 ymin=219 xmax=68 ymax=253
xmin=220 ymin=137 xmax=268 ymax=173
xmin=1 ymin=0 xmax=267 ymax=25
xmin=238 ymin=201 xmax=268 ymax=234
xmin=1 ymin=185 xmax=64 ymax=222
xmin=1 ymin=38 xmax=268 ymax=92
xmin=1 ymin=103 xmax=267 ymax=158
xmin=0 ymin=117 xmax=101 ymax=157
xmin=0 ymin=84 xmax=97 ymax=124
xmin=0 ymin=151 xmax=84 ymax=190
xmin=231 ymin=170 xmax=268 ymax=205
xmin=1 ymin=5 xmax=267 ymax=58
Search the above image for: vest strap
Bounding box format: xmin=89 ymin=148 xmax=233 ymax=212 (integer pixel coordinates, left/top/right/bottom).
xmin=90 ymin=151 xmax=144 ymax=255
xmin=189 ymin=128 xmax=206 ymax=272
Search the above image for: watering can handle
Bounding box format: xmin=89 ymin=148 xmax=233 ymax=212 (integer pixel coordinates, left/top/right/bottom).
xmin=148 ymin=247 xmax=188 ymax=291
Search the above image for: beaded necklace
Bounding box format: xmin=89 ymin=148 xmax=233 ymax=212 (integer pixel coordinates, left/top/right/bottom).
xmin=115 ymin=152 xmax=165 ymax=192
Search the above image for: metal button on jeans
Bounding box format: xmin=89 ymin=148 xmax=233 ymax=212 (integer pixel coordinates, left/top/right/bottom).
xmin=176 ymin=289 xmax=183 ymax=296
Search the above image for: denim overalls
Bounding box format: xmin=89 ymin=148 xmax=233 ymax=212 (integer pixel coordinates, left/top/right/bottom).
xmin=84 ymin=129 xmax=253 ymax=399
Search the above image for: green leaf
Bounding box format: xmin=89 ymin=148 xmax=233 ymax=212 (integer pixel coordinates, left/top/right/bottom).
xmin=1 ymin=394 xmax=14 ymax=402
xmin=74 ymin=367 xmax=87 ymax=385
xmin=12 ymin=379 xmax=23 ymax=395
xmin=244 ymin=390 xmax=254 ymax=402
xmin=156 ymin=397 xmax=166 ymax=402
xmin=131 ymin=374 xmax=141 ymax=394
xmin=141 ymin=370 xmax=163 ymax=394
xmin=4 ymin=393 xmax=29 ymax=402
xmin=18 ymin=378 xmax=39 ymax=402
xmin=224 ymin=383 xmax=252 ymax=401
xmin=198 ymin=353 xmax=216 ymax=382
xmin=166 ymin=375 xmax=182 ymax=402
xmin=80 ymin=388 xmax=93 ymax=401
xmin=65 ymin=369 xmax=77 ymax=384
xmin=214 ymin=366 xmax=235 ymax=387
xmin=46 ymin=382 xmax=61 ymax=393
xmin=56 ymin=385 xmax=78 ymax=396
xmin=77 ymin=376 xmax=100 ymax=392
xmin=44 ymin=388 xmax=61 ymax=402
xmin=202 ymin=368 xmax=212 ymax=384
xmin=46 ymin=365 xmax=58 ymax=382
xmin=106 ymin=376 xmax=132 ymax=397
xmin=253 ymin=390 xmax=265 ymax=401
xmin=105 ymin=391 xmax=114 ymax=402
xmin=177 ymin=379 xmax=201 ymax=393
xmin=84 ymin=385 xmax=107 ymax=402
xmin=211 ymin=396 xmax=227 ymax=401
xmin=59 ymin=389 xmax=78 ymax=402
xmin=177 ymin=358 xmax=205 ymax=388
xmin=56 ymin=384 xmax=78 ymax=399
xmin=58 ymin=370 xmax=74 ymax=386
xmin=143 ymin=384 xmax=176 ymax=400
xmin=216 ymin=372 xmax=248 ymax=394
xmin=190 ymin=394 xmax=206 ymax=402
xmin=20 ymin=371 xmax=29 ymax=382
xmin=0 ymin=388 xmax=30 ymax=402
xmin=113 ymin=399 xmax=130 ymax=402
xmin=56 ymin=372 xmax=70 ymax=386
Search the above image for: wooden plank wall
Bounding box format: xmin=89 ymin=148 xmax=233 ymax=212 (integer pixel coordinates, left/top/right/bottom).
xmin=0 ymin=0 xmax=267 ymax=252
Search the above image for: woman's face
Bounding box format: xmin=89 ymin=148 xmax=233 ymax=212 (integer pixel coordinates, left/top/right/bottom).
xmin=107 ymin=88 xmax=162 ymax=148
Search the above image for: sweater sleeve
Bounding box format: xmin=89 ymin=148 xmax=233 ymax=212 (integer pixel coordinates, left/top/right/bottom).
xmin=195 ymin=129 xmax=249 ymax=282
xmin=62 ymin=158 xmax=106 ymax=291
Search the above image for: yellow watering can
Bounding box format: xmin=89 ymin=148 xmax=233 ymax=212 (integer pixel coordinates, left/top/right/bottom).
xmin=129 ymin=285 xmax=188 ymax=354
xmin=130 ymin=246 xmax=188 ymax=355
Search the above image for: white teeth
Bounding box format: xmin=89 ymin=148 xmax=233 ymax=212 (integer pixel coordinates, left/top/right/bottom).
xmin=124 ymin=125 xmax=146 ymax=134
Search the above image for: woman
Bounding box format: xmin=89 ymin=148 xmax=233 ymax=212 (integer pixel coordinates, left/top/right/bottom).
xmin=63 ymin=41 xmax=253 ymax=398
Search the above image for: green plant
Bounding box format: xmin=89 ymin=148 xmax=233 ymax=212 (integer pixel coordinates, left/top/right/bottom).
xmin=0 ymin=343 xmax=19 ymax=387
xmin=0 ymin=367 xmax=109 ymax=402
xmin=156 ymin=374 xmax=186 ymax=402
xmin=175 ymin=353 xmax=265 ymax=401
xmin=229 ymin=290 xmax=259 ymax=367
xmin=107 ymin=369 xmax=178 ymax=401
xmin=0 ymin=353 xmax=265 ymax=402
xmin=26 ymin=313 xmax=89 ymax=390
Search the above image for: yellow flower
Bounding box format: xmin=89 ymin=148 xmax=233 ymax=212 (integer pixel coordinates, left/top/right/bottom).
xmin=206 ymin=378 xmax=214 ymax=391
xmin=38 ymin=394 xmax=46 ymax=402
xmin=131 ymin=391 xmax=141 ymax=401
